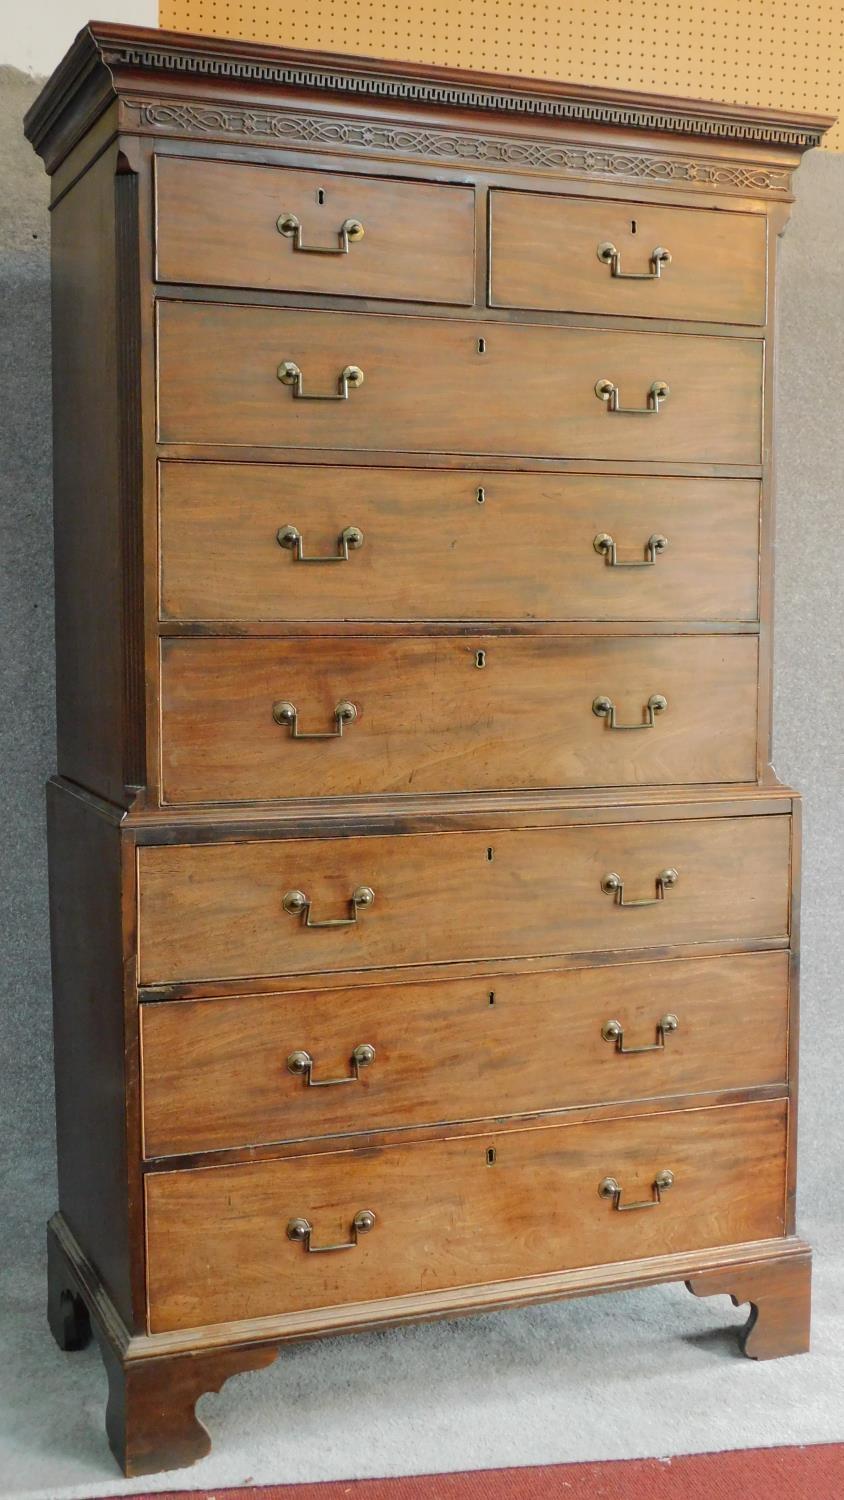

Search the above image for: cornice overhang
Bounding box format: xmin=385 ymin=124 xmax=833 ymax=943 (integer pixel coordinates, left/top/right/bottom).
xmin=24 ymin=19 xmax=835 ymax=174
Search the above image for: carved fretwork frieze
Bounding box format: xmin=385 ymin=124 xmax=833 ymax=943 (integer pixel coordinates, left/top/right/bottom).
xmin=123 ymin=100 xmax=793 ymax=194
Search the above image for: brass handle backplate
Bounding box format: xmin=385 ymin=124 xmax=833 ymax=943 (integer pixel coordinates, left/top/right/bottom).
xmin=288 ymin=1043 xmax=376 ymax=1087
xmin=594 ymin=533 xmax=668 ymax=568
xmin=602 ymin=1014 xmax=679 ymax=1054
xmin=273 ymin=700 xmax=357 ymax=739
xmin=598 ymin=1170 xmax=675 ymax=1211
xmin=601 ymin=868 xmax=678 ymax=908
xmin=277 ymin=212 xmax=365 ymax=254
xmin=595 ymin=378 xmax=669 ymax=414
xmin=277 ymin=362 xmax=364 ymax=400
xmin=597 ymin=242 xmax=671 ymax=280
xmin=277 ymin=524 xmax=364 ymax=563
xmin=287 ymin=1208 xmax=376 ymax=1253
xmin=283 ymin=886 xmax=375 ymax=928
xmin=593 ymin=693 xmax=667 ymax=730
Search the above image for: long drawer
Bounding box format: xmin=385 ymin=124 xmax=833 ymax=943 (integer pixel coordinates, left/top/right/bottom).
xmin=136 ymin=814 xmax=791 ymax=985
xmin=145 ymin=1099 xmax=788 ymax=1330
xmin=154 ymin=157 xmax=476 ymax=305
xmin=156 ymin=303 xmax=764 ymax=464
xmin=489 ymin=189 xmax=767 ymax=325
xmin=158 ymin=465 xmax=761 ymax=624
xmin=159 ymin=634 xmax=759 ymax=803
xmin=140 ymin=951 xmax=789 ymax=1157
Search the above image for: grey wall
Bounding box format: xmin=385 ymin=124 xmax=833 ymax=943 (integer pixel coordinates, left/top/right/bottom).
xmin=1 ymin=68 xmax=55 ymax=1245
xmin=1 ymin=66 xmax=842 ymax=1245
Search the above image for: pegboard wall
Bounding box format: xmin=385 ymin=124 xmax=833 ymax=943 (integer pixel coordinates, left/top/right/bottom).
xmin=159 ymin=0 xmax=843 ymax=149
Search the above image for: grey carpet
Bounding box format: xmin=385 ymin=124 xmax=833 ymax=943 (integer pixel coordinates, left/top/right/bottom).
xmin=2 ymin=63 xmax=844 ymax=1499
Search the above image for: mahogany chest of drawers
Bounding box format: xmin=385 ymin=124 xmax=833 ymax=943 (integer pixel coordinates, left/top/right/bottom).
xmin=25 ymin=22 xmax=830 ymax=1477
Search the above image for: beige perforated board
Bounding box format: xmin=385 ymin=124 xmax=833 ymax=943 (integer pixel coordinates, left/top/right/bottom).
xmin=159 ymin=0 xmax=843 ymax=149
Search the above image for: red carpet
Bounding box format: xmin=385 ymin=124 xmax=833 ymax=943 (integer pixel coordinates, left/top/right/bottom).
xmin=115 ymin=1443 xmax=844 ymax=1500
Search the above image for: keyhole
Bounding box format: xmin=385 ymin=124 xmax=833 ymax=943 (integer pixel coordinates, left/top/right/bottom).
xmin=488 ymin=991 xmax=496 ymax=1006
xmin=486 ymin=1147 xmax=497 ymax=1166
xmin=486 ymin=847 xmax=494 ymax=861
xmin=477 ymin=337 xmax=486 ymax=354
xmin=631 ymin=219 xmax=637 ymax=234
xmin=476 ymin=486 xmax=486 ymax=504
xmin=475 ymin=649 xmax=486 ymax=669
xmin=317 ymin=188 xmax=326 ymax=205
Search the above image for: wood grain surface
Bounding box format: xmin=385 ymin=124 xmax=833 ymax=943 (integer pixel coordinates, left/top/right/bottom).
xmin=137 ymin=814 xmax=791 ymax=984
xmin=156 ymin=302 xmax=764 ymax=464
xmin=159 ymin=465 xmax=761 ymax=624
xmin=158 ymin=633 xmax=760 ymax=802
xmin=489 ymin=189 xmax=767 ymax=324
xmin=155 ymin=155 xmax=476 ymax=304
xmin=145 ymin=1099 xmax=788 ymax=1330
xmin=140 ymin=950 xmax=789 ymax=1156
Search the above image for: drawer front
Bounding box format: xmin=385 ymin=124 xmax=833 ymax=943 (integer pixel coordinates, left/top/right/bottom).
xmin=159 ymin=634 xmax=759 ymax=803
xmin=489 ymin=190 xmax=767 ymax=325
xmin=155 ymin=157 xmax=476 ymax=306
xmin=157 ymin=303 xmax=763 ymax=464
xmin=145 ymin=1100 xmax=787 ymax=1329
xmin=137 ymin=815 xmax=791 ymax=985
xmin=159 ymin=465 xmax=761 ymax=624
xmin=140 ymin=951 xmax=789 ymax=1157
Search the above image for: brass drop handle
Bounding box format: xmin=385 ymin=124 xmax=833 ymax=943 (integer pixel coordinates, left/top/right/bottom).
xmin=594 ymin=533 xmax=668 ymax=568
xmin=288 ymin=1043 xmax=376 ymax=1087
xmin=283 ymin=886 xmax=375 ymax=928
xmin=277 ymin=524 xmax=364 ymax=563
xmin=593 ymin=693 xmax=667 ymax=729
xmin=273 ymin=700 xmax=357 ymax=739
xmin=277 ymin=212 xmax=365 ymax=254
xmin=595 ymin=378 xmax=669 ymax=414
xmin=277 ymin=362 xmax=364 ymax=400
xmin=601 ymin=868 xmax=678 ymax=907
xmin=287 ymin=1209 xmax=376 ymax=1253
xmin=597 ymin=242 xmax=671 ymax=280
xmin=598 ymin=1170 xmax=675 ymax=1211
xmin=602 ymin=1014 xmax=679 ymax=1054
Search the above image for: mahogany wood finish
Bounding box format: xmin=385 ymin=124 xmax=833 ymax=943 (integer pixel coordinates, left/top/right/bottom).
xmin=140 ymin=951 xmax=789 ymax=1157
xmin=50 ymin=146 xmax=143 ymax=805
xmin=686 ymin=1248 xmax=812 ymax=1360
xmin=155 ymin=156 xmax=477 ymax=303
xmin=27 ymin=21 xmax=822 ymax=1475
xmin=146 ymin=1101 xmax=788 ymax=1331
xmin=101 ymin=1339 xmax=279 ymax=1477
xmin=159 ymin=466 xmax=762 ymax=624
xmin=489 ymin=190 xmax=768 ymax=324
xmin=47 ymin=1213 xmax=277 ymax=1477
xmin=157 ymin=301 xmax=764 ymax=464
xmin=159 ymin=633 xmax=759 ymax=801
xmin=46 ymin=782 xmax=139 ymax=1326
xmin=137 ymin=815 xmax=791 ymax=984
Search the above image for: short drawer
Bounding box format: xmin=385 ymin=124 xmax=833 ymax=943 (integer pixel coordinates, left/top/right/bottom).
xmin=156 ymin=303 xmax=763 ymax=465
xmin=489 ymin=190 xmax=767 ymax=325
xmin=140 ymin=951 xmax=789 ymax=1157
xmin=145 ymin=1099 xmax=787 ymax=1329
xmin=159 ymin=634 xmax=759 ymax=802
xmin=137 ymin=814 xmax=791 ymax=985
xmin=159 ymin=465 xmax=761 ymax=624
xmin=154 ymin=157 xmax=476 ymax=305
